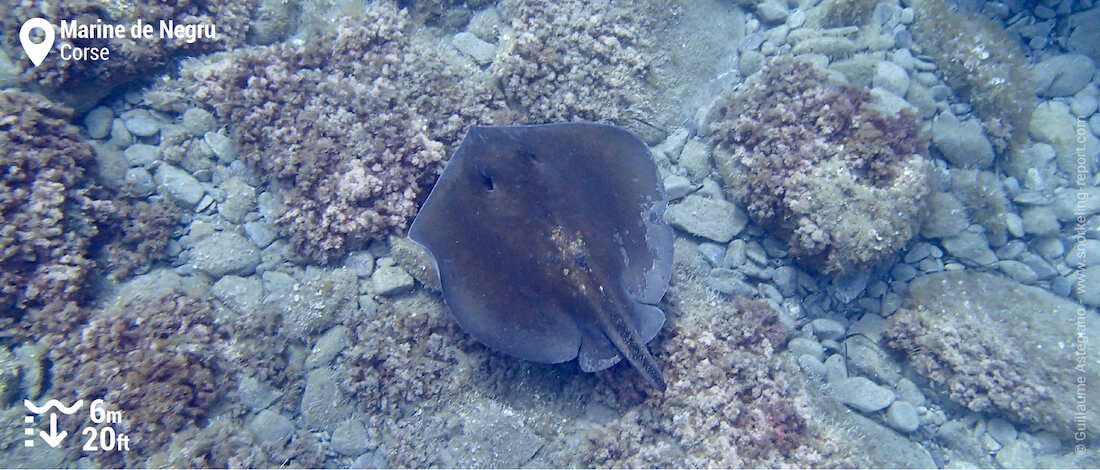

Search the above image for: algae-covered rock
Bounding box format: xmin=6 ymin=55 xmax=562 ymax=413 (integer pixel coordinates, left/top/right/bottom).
xmin=710 ymin=58 xmax=930 ymax=276
xmin=885 ymin=272 xmax=1100 ymax=441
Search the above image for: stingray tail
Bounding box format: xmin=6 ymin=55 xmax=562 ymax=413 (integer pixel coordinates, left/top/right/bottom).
xmin=614 ymin=302 xmax=667 ymax=391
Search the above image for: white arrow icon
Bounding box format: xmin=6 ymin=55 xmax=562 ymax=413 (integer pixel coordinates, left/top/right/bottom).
xmin=39 ymin=413 xmax=67 ymax=447
xmin=19 ymin=18 xmax=55 ymax=67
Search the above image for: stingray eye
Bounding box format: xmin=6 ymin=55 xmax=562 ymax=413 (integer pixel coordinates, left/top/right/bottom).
xmin=479 ymin=169 xmax=494 ymax=190
xmin=521 ymin=149 xmax=539 ymax=162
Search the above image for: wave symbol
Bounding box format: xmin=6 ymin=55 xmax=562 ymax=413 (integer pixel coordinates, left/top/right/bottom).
xmin=24 ymin=399 xmax=84 ymax=415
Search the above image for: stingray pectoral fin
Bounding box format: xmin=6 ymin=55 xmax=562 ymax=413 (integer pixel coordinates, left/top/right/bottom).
xmin=631 ymin=303 xmax=666 ymax=344
xmin=439 ymin=273 xmax=582 ymax=364
xmin=578 ymin=330 xmax=623 ymax=372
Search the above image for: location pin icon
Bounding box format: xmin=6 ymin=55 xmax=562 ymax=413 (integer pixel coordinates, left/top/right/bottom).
xmin=20 ymin=18 xmax=55 ymax=67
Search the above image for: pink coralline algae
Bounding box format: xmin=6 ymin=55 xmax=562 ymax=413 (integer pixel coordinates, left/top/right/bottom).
xmin=0 ymin=90 xmax=109 ymax=338
xmin=710 ymin=58 xmax=930 ymax=276
xmin=583 ymin=298 xmax=857 ymax=467
xmin=187 ymin=2 xmax=504 ymax=263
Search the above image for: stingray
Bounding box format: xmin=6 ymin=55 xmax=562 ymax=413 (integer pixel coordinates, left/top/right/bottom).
xmin=408 ymin=123 xmax=675 ymax=390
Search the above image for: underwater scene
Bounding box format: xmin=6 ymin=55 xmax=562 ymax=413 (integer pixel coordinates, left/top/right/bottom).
xmin=1 ymin=0 xmax=1099 ymax=467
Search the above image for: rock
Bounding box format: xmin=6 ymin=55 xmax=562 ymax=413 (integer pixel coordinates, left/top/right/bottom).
xmin=809 ymin=318 xmax=845 ymax=341
xmin=1071 ymin=92 xmax=1098 ymax=117
xmin=217 ymin=177 xmax=256 ymax=223
xmin=301 ymin=368 xmax=352 ymax=432
xmin=885 ymin=400 xmax=920 ymax=433
xmin=894 ymin=378 xmax=925 ymax=407
xmin=791 ymin=36 xmax=857 ymax=57
xmin=181 ymin=108 xmax=218 ymax=136
xmin=1030 ymin=101 xmax=1100 ymax=175
xmin=697 ymin=242 xmax=725 ymax=266
xmin=824 ymin=354 xmax=847 ymax=383
xmin=664 ymin=195 xmax=747 ymax=243
xmin=942 ymin=232 xmax=998 ymax=266
xmin=798 ymin=354 xmax=827 ymax=378
xmin=997 ymin=260 xmax=1038 ymax=284
xmin=190 ymin=231 xmax=261 ymax=277
xmin=1052 ymin=186 xmax=1100 ymax=221
xmin=724 ymin=239 xmax=747 ymax=267
xmin=330 ymin=418 xmax=370 ymax=456
xmin=995 ymin=440 xmax=1035 ymax=469
xmin=663 ymin=174 xmax=694 ymax=200
xmin=755 ymin=0 xmax=789 ymax=23
xmin=276 ymin=267 xmax=358 ymax=337
xmin=835 ymin=376 xmax=896 ymax=413
xmin=452 ymin=31 xmax=497 ymax=65
xmin=891 ymin=263 xmax=917 ymax=282
xmin=446 ymin=402 xmax=544 ymax=468
xmin=895 ymin=272 xmax=1100 ymax=440
xmin=1067 ymin=8 xmax=1100 ymax=59
xmin=867 ymin=87 xmax=916 ymax=117
xmin=844 ymin=336 xmax=901 ymax=385
xmin=238 ymin=376 xmax=283 ymax=411
xmin=211 ymin=275 xmax=263 ymax=314
xmin=921 ymin=192 xmax=969 ymax=238
xmin=1078 ymin=266 xmax=1100 ymax=306
xmin=108 ymin=118 xmax=133 ymax=148
xmin=90 ymin=143 xmax=129 ymax=190
xmin=833 ymin=270 xmax=869 ymax=303
xmin=787 ymin=337 xmax=824 ymax=361
xmin=154 ymin=164 xmax=205 ymax=206
xmin=987 ymin=418 xmax=1017 ymax=444
xmin=1031 ymin=53 xmax=1095 ymax=97
xmin=1005 ymin=212 xmax=1025 ymax=238
xmin=122 ymin=167 xmax=155 ymax=197
xmin=1021 ymin=207 xmax=1060 ymax=236
xmin=121 ymin=109 xmax=161 ymax=137
xmin=931 ymin=113 xmax=995 ymax=169
xmin=881 ymin=292 xmax=902 ymax=316
xmin=1066 ymin=239 xmax=1100 ymax=267
xmin=371 ymin=264 xmax=414 ymax=296
xmin=345 ymin=251 xmax=376 ymax=277
xmin=679 ymin=139 xmax=713 ymax=181
xmin=352 ymin=451 xmax=389 ymax=469
xmin=204 ymin=131 xmax=236 ymax=162
xmin=391 ymin=238 xmax=440 ymax=291
xmin=124 ymin=143 xmax=159 ymax=167
xmin=705 ymin=269 xmax=755 ymax=296
xmin=248 ymin=409 xmax=294 ymax=446
xmin=845 ymin=413 xmax=936 ymax=468
xmin=773 ymin=266 xmax=798 ymax=297
xmin=84 ymin=106 xmax=114 ymax=139
xmin=243 ymin=221 xmax=277 ymax=248
xmin=873 ymin=61 xmax=910 ymax=97
xmin=305 ymin=326 xmax=347 ymax=370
